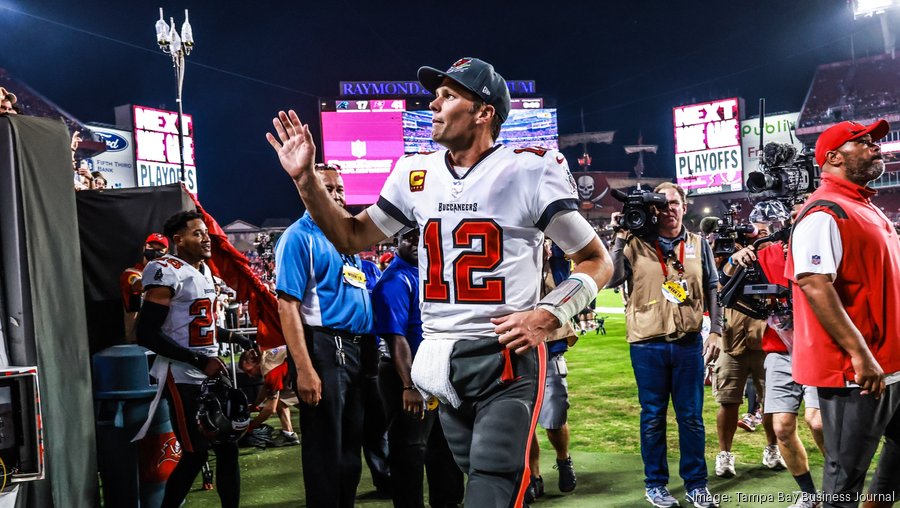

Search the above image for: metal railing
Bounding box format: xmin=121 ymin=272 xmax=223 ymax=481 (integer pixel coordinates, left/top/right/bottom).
xmin=224 ymin=327 xmax=258 ymax=386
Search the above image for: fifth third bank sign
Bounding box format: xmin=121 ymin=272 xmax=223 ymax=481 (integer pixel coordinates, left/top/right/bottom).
xmin=673 ymin=98 xmax=744 ymax=196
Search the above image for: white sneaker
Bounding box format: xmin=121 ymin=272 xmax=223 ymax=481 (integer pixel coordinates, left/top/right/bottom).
xmin=715 ymin=450 xmax=735 ymax=478
xmin=787 ymin=491 xmax=821 ymax=508
xmin=763 ymin=444 xmax=787 ymax=470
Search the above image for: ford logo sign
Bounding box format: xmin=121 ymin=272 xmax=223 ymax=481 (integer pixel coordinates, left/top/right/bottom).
xmin=96 ymin=132 xmax=128 ymax=152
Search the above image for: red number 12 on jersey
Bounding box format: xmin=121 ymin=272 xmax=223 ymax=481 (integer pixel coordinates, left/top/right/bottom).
xmin=423 ymin=219 xmax=505 ymax=304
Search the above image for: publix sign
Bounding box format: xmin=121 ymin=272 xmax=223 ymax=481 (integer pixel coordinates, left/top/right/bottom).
xmin=740 ymin=112 xmax=803 ymax=185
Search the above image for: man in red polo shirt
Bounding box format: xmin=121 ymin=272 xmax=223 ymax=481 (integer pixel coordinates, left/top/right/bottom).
xmin=786 ymin=119 xmax=900 ymax=508
xmin=120 ymin=233 xmax=169 ymax=342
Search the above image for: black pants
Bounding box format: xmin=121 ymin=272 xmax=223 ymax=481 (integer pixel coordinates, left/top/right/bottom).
xmin=818 ymin=382 xmax=900 ymax=508
xmin=297 ymin=327 xmax=371 ymax=508
xmin=363 ymin=360 xmax=391 ymax=491
xmin=162 ymin=377 xmax=240 ymax=508
xmin=439 ymin=338 xmax=546 ymax=508
xmin=379 ymin=360 xmax=464 ymax=508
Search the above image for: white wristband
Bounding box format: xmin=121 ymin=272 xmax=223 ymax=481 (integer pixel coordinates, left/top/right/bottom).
xmin=536 ymin=273 xmax=599 ymax=326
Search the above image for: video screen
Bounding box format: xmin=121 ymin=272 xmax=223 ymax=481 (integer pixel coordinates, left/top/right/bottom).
xmin=320 ymin=111 xmax=406 ymax=206
xmin=402 ymin=109 xmax=559 ymax=153
xmin=319 ymin=101 xmax=557 ymax=205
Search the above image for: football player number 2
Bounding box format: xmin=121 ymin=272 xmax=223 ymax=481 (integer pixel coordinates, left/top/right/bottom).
xmin=423 ymin=219 xmax=505 ymax=304
xmin=189 ymin=299 xmax=215 ymax=346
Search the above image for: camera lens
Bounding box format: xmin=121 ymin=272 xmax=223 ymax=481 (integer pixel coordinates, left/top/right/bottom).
xmin=624 ymin=209 xmax=646 ymax=230
xmin=747 ymin=172 xmax=776 ymax=193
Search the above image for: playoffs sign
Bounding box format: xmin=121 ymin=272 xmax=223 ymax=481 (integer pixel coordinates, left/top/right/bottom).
xmin=133 ymin=105 xmax=198 ymax=194
xmin=673 ymin=98 xmax=743 ymax=195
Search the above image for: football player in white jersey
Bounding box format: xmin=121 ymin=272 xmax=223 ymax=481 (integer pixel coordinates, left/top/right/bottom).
xmin=268 ymin=57 xmax=612 ymax=507
xmin=137 ymin=210 xmax=252 ymax=508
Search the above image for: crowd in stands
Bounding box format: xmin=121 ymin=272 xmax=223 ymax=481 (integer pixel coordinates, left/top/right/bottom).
xmin=246 ymin=232 xmax=279 ymax=293
xmin=0 ymin=83 xmax=108 ymax=191
xmin=800 ymin=54 xmax=900 ymax=128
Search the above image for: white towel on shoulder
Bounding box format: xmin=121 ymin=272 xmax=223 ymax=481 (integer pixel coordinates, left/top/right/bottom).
xmin=411 ymin=339 xmax=461 ymax=409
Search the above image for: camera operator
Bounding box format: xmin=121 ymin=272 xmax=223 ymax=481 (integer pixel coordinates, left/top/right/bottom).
xmin=713 ymin=202 xmax=789 ymax=480
xmin=722 ymin=199 xmax=825 ymax=508
xmin=608 ymin=182 xmax=722 ymax=508
xmin=786 ymin=119 xmax=900 ymax=507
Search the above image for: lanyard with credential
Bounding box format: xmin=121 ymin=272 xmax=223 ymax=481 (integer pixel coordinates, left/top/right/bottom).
xmin=653 ymin=240 xmax=685 ymax=280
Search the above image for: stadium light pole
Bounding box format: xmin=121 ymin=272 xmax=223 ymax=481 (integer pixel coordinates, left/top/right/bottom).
xmin=155 ymin=8 xmax=194 ymax=185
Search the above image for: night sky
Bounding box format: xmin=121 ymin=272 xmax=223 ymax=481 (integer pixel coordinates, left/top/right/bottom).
xmin=0 ymin=0 xmax=890 ymax=225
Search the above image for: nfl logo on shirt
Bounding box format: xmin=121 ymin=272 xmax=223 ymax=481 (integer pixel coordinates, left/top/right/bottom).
xmin=811 ymin=255 xmax=821 ymax=265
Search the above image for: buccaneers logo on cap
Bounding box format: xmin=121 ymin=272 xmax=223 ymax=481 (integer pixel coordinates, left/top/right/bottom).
xmin=409 ymin=170 xmax=426 ymax=192
xmin=448 ymin=58 xmax=472 ymax=73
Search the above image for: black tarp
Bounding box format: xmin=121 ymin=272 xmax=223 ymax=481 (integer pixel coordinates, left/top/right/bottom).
xmin=76 ymin=184 xmax=189 ymax=353
xmin=2 ymin=115 xmax=97 ymax=507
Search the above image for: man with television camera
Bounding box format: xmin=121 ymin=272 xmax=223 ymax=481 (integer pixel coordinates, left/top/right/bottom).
xmin=608 ymin=182 xmax=722 ymax=508
xmin=712 ymin=204 xmax=790 ymax=478
xmin=719 ymin=199 xmax=824 ymax=508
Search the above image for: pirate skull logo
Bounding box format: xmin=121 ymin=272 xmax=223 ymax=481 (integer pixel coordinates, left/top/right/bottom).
xmin=577 ymin=175 xmax=595 ymax=201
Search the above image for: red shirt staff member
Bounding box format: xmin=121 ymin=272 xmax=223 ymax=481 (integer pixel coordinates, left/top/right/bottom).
xmin=786 ymin=119 xmax=900 ymax=508
xmin=120 ymin=233 xmax=170 ymax=342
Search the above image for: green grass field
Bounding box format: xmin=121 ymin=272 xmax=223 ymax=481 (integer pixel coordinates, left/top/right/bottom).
xmin=184 ymin=289 xmax=836 ymax=507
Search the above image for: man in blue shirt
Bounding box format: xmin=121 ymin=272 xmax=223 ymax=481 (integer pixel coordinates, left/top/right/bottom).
xmin=373 ymin=229 xmax=463 ymax=508
xmin=275 ymin=164 xmax=374 ymax=507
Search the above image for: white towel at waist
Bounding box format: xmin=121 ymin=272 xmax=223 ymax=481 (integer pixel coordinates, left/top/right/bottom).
xmin=411 ymin=338 xmax=461 ymax=409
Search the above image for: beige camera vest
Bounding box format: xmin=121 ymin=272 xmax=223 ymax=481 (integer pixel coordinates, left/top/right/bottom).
xmin=623 ymin=232 xmax=706 ymax=343
xmin=721 ymin=307 xmax=766 ymax=355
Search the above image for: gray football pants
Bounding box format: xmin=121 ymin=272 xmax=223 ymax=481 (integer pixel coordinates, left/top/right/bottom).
xmin=439 ymin=338 xmax=546 ymax=508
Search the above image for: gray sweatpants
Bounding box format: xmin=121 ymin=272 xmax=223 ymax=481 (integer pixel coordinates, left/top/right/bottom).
xmin=818 ymin=382 xmax=900 ymax=508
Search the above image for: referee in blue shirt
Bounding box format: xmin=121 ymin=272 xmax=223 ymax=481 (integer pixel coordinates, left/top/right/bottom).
xmin=373 ymin=229 xmax=463 ymax=508
xmin=275 ymin=165 xmax=374 ymax=508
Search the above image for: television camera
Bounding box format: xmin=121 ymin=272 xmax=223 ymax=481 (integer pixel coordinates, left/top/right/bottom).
xmin=746 ymin=142 xmax=818 ymax=202
xmin=718 ymin=227 xmax=792 ymax=321
xmin=709 ymin=204 xmax=759 ymax=257
xmin=610 ymin=188 xmax=668 ymax=238
xmin=717 ymin=99 xmax=814 ymax=323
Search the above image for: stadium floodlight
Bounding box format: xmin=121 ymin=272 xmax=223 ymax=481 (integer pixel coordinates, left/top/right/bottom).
xmin=154 ymin=7 xmax=195 ymax=184
xmin=853 ymin=0 xmax=898 ymax=18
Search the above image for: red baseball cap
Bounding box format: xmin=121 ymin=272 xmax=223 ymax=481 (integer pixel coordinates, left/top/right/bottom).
xmin=379 ymin=252 xmax=394 ymax=266
xmin=815 ymin=119 xmax=890 ymax=167
xmin=145 ymin=233 xmax=169 ymax=249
